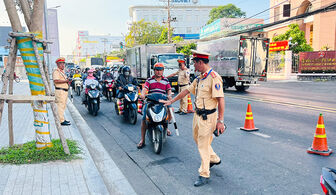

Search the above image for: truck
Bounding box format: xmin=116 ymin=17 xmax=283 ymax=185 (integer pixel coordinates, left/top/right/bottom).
xmin=126 ymin=44 xmax=187 ymax=90
xmin=197 ymin=35 xmax=269 ymax=91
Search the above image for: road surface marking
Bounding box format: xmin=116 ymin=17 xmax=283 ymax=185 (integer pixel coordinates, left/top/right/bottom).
xmin=251 ymin=132 xmax=271 ymax=138
xmin=226 ymin=94 xmax=336 ymax=114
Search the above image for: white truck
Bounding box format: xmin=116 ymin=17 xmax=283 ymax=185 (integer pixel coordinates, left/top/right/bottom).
xmin=126 ymin=44 xmax=188 ymax=90
xmin=197 ymin=35 xmax=269 ymax=91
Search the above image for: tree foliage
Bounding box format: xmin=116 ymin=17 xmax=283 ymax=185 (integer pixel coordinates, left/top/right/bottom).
xmin=125 ymin=19 xmax=183 ymax=47
xmin=177 ymin=43 xmax=196 ymax=56
xmin=207 ymin=4 xmax=246 ymax=24
xmin=272 ymin=24 xmax=313 ymax=53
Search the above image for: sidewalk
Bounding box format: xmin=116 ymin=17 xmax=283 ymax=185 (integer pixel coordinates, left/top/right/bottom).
xmin=0 ymin=82 xmax=136 ymax=195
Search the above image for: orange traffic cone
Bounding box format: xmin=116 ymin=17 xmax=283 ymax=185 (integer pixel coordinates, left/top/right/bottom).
xmin=307 ymin=114 xmax=332 ymax=156
xmin=187 ymin=94 xmax=194 ymax=113
xmin=240 ymin=103 xmax=258 ymax=131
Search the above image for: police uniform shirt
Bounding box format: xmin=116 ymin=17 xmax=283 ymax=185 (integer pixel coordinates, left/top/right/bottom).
xmin=177 ymin=68 xmax=190 ymax=85
xmin=187 ymin=68 xmax=224 ymax=110
xmin=53 ymin=69 xmax=69 ymax=89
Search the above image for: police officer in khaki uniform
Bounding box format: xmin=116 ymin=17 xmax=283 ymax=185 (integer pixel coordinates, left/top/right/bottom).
xmin=161 ymin=50 xmax=225 ymax=187
xmin=53 ymin=57 xmax=71 ymax=126
xmin=166 ymin=59 xmax=190 ymax=115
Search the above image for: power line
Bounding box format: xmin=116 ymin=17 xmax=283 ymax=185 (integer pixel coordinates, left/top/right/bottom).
xmin=227 ymin=0 xmax=289 ymax=28
xmin=225 ymin=2 xmax=336 ymax=37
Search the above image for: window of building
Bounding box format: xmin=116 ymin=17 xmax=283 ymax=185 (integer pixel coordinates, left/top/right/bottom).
xmin=274 ymin=6 xmax=280 ymax=22
xmin=186 ymin=27 xmax=192 ymax=33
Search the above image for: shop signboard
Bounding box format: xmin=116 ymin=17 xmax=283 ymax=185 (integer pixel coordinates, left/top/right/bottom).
xmin=299 ymin=51 xmax=336 ymax=73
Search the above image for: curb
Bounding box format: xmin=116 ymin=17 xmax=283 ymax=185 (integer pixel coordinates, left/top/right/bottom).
xmin=66 ymin=101 xmax=137 ymax=195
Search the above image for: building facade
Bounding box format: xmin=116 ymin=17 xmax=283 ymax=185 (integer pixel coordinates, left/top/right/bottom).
xmin=129 ymin=4 xmax=216 ymax=39
xmin=268 ymin=0 xmax=336 ymax=51
xmin=75 ymin=31 xmax=123 ymax=57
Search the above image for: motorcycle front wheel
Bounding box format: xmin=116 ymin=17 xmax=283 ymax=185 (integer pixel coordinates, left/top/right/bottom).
xmin=129 ymin=108 xmax=137 ymax=125
xmin=108 ymin=91 xmax=112 ymax=102
xmin=153 ymin=128 xmax=163 ymax=154
xmin=93 ymin=103 xmax=98 ymax=116
xmin=76 ymin=86 xmax=81 ymax=96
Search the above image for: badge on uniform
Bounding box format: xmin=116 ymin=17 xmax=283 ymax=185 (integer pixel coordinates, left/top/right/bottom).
xmin=215 ymin=83 xmax=221 ymax=90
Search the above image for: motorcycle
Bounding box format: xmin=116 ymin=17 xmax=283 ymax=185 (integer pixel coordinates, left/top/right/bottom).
xmin=115 ymin=84 xmax=138 ymax=124
xmin=103 ymin=79 xmax=114 ymax=102
xmin=144 ymin=93 xmax=169 ymax=154
xmin=73 ymin=77 xmax=83 ymax=96
xmin=85 ymin=83 xmax=100 ymax=116
xmin=320 ymin=167 xmax=336 ymax=195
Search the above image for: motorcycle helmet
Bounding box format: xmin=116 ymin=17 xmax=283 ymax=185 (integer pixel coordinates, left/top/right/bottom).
xmin=153 ymin=63 xmax=164 ymax=71
xmin=122 ymin=66 xmax=131 ymax=76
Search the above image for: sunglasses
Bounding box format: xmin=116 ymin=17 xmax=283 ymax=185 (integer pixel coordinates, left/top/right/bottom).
xmin=154 ymin=68 xmax=164 ymax=71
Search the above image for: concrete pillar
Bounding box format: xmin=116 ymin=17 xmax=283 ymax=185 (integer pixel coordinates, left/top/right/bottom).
xmin=285 ymin=50 xmax=292 ymax=79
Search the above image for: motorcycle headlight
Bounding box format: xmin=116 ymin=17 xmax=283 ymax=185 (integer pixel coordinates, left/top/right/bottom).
xmin=149 ymin=108 xmax=165 ymax=122
xmin=128 ymin=86 xmax=134 ymax=91
xmin=125 ymin=94 xmax=131 ymax=102
xmin=90 ymin=84 xmax=96 ymax=89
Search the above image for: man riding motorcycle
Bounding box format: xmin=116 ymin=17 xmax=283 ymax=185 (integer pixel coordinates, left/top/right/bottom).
xmin=115 ymin=66 xmax=138 ymax=99
xmin=137 ymin=63 xmax=172 ymax=149
xmin=71 ymin=69 xmax=82 ymax=88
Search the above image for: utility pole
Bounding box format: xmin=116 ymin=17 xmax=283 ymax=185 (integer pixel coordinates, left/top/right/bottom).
xmin=161 ymin=0 xmax=177 ymax=43
xmin=102 ymin=38 xmax=108 ymax=66
xmin=167 ymin=0 xmax=171 ymax=43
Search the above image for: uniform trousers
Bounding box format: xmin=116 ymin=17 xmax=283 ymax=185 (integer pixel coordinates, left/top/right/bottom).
xmin=192 ymin=111 xmax=221 ymax=178
xmin=55 ymin=89 xmax=68 ymax=122
xmin=179 ymin=85 xmax=189 ymax=112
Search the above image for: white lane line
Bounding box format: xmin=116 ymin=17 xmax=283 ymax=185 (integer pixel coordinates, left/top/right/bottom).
xmin=251 ymin=132 xmax=271 ymax=138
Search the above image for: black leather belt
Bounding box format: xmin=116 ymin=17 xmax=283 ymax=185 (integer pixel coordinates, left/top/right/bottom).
xmin=195 ymin=108 xmax=216 ymax=116
xmin=55 ymin=87 xmax=68 ymax=92
xmin=179 ymin=84 xmax=188 ymax=87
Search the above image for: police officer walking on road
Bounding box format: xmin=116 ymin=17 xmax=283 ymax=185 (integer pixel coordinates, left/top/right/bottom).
xmin=52 ymin=57 xmax=71 ymax=126
xmin=161 ymin=50 xmax=225 ymax=187
xmin=166 ymin=59 xmax=190 ymax=115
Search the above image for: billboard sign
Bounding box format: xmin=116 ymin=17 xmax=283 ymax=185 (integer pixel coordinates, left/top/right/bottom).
xmin=299 ymin=51 xmax=336 ymax=73
xmin=200 ymin=19 xmax=221 ymax=39
xmin=269 ymin=40 xmax=289 ymax=52
xmin=159 ymin=0 xmax=198 ymax=4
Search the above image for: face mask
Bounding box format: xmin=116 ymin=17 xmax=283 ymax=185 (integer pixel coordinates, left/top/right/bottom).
xmin=106 ymin=70 xmax=110 ymax=73
xmin=124 ymin=72 xmax=130 ymax=76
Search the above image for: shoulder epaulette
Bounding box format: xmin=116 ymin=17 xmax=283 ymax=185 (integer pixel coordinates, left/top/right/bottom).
xmin=210 ymin=72 xmax=216 ymax=78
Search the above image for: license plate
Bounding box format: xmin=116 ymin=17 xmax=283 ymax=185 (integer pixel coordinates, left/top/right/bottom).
xmin=172 ymin=82 xmax=178 ymax=86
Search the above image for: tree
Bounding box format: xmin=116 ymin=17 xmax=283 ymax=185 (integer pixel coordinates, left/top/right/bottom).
xmin=273 ymin=24 xmax=313 ymax=53
xmin=125 ymin=20 xmax=166 ymax=47
xmin=207 ymin=4 xmax=246 ymax=24
xmin=177 ymin=43 xmax=196 ymax=56
xmin=125 ymin=20 xmax=183 ymax=47
xmin=157 ymin=28 xmax=183 ymax=44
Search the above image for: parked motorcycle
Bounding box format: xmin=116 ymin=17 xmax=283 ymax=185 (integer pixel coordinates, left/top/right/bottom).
xmin=321 ymin=167 xmax=336 ymax=195
xmin=73 ymin=77 xmax=83 ymax=96
xmin=115 ymin=84 xmax=138 ymax=124
xmin=144 ymin=93 xmax=169 ymax=154
xmin=85 ymin=83 xmax=100 ymax=116
xmin=103 ymin=79 xmax=114 ymax=102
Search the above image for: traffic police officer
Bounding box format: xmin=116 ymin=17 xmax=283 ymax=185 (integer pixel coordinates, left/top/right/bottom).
xmin=167 ymin=59 xmax=190 ymax=115
xmin=52 ymin=57 xmax=71 ymax=126
xmin=161 ymin=50 xmax=225 ymax=187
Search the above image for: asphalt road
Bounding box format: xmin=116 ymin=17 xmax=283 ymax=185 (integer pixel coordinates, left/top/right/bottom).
xmin=72 ymin=80 xmax=336 ymax=195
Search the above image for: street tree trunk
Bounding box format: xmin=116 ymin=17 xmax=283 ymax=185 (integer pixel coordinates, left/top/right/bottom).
xmin=4 ymin=0 xmax=52 ymax=149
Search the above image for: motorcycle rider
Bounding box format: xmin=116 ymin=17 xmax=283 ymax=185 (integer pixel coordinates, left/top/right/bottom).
xmin=82 ymin=69 xmax=100 ymax=104
xmin=112 ymin=66 xmax=119 ymax=80
xmin=137 ymin=63 xmax=172 ymax=149
xmin=71 ymin=69 xmax=82 ymax=89
xmin=102 ymin=68 xmax=114 ymax=96
xmin=115 ymin=66 xmax=138 ymax=99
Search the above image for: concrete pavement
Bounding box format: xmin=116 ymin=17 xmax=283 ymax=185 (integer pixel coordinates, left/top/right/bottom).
xmin=0 ymin=81 xmax=136 ymax=195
